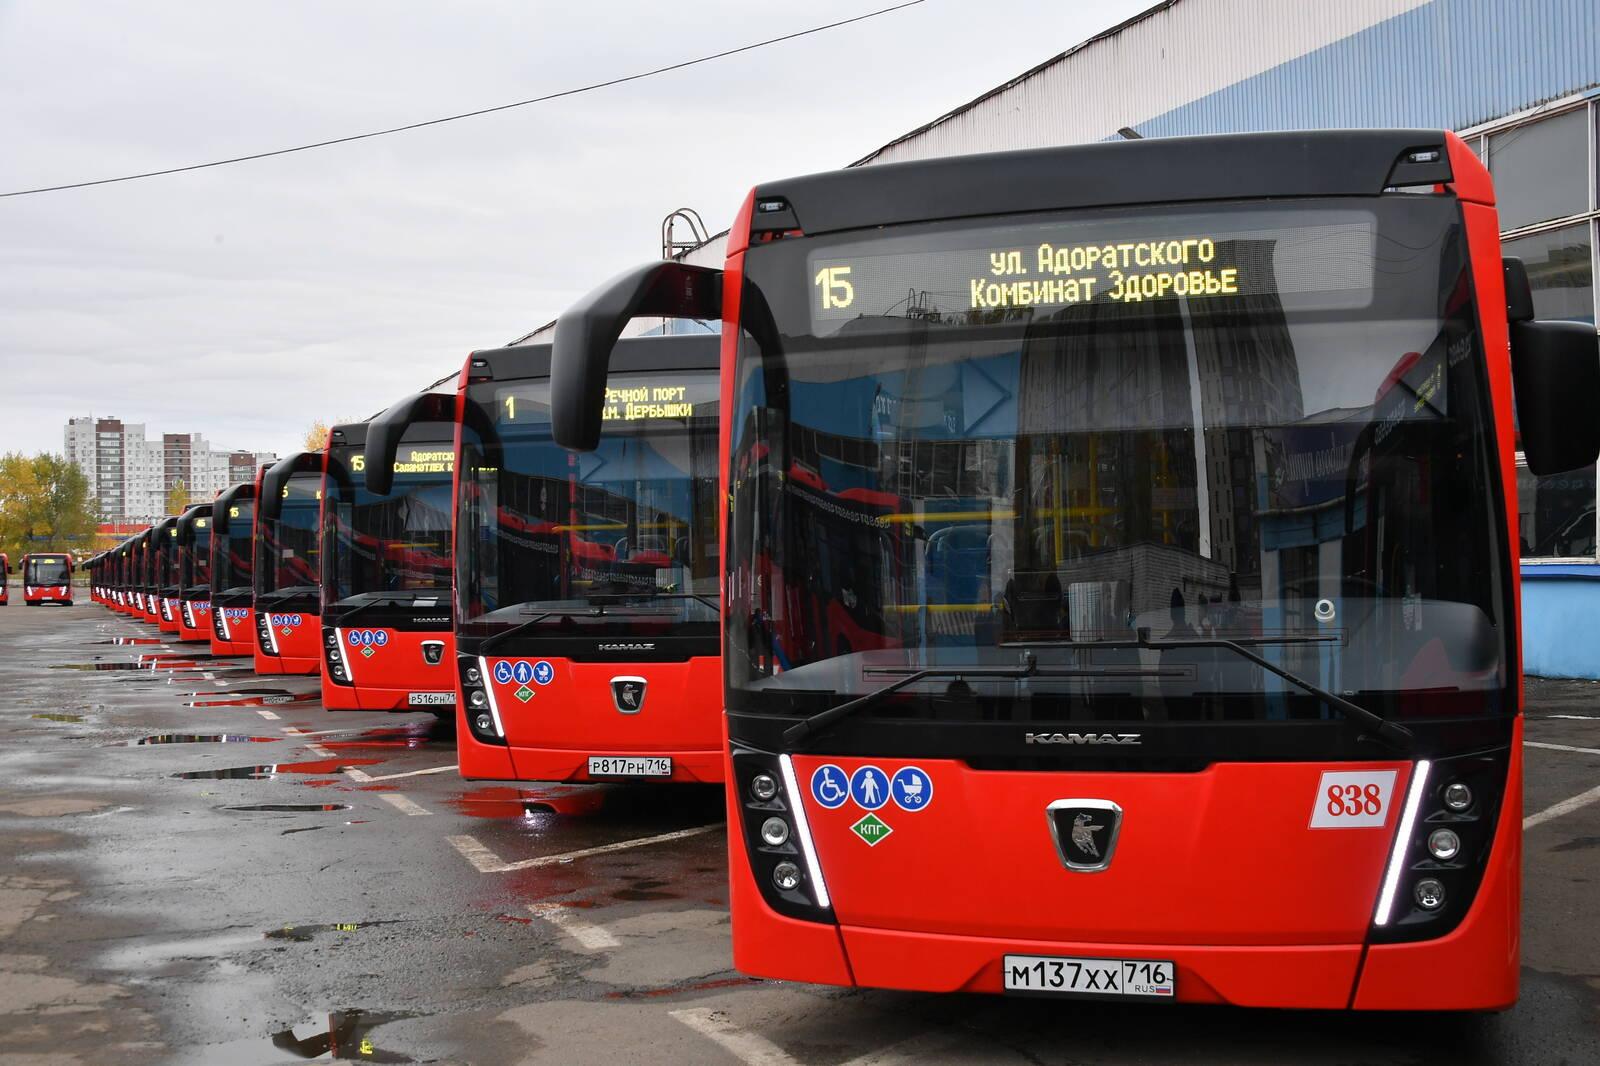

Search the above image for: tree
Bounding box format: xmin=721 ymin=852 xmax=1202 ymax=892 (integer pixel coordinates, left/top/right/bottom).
xmin=304 ymin=421 xmax=331 ymax=451
xmin=166 ymin=479 xmax=190 ymax=517
xmin=0 ymin=452 xmax=97 ymax=562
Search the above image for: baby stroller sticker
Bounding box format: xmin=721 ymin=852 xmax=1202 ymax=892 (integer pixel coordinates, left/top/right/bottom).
xmin=891 ymin=766 xmax=933 ymax=811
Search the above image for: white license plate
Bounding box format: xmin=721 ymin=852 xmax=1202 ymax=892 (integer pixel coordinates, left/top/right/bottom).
xmin=587 ymin=756 xmax=672 ymax=778
xmin=1003 ymin=955 xmax=1175 ymax=998
xmin=408 ymin=692 xmax=457 ymax=706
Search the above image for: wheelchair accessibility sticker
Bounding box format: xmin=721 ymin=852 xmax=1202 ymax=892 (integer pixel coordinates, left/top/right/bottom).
xmin=810 ymin=764 xmax=849 ymax=809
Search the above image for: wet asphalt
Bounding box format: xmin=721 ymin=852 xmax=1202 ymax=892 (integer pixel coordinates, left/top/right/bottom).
xmin=2 ymin=602 xmax=1598 ymax=1065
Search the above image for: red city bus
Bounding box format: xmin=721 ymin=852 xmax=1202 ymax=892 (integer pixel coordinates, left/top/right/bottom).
xmin=551 ymin=131 xmax=1600 ymax=1010
xmin=113 ymin=538 xmax=137 ymax=614
xmin=451 ymin=334 xmax=722 ymax=782
xmin=21 ymin=552 xmax=74 ymax=606
xmin=86 ymin=552 xmax=102 ymax=605
xmin=135 ymin=528 xmax=161 ymax=623
xmin=173 ymin=504 xmax=214 ymax=643
xmin=209 ymin=480 xmax=260 ymax=656
xmin=254 ymin=452 xmax=325 ymax=675
xmin=317 ymin=408 xmax=456 ymax=712
xmin=0 ymin=553 xmax=9 ymax=606
xmin=151 ymin=516 xmax=182 ymax=633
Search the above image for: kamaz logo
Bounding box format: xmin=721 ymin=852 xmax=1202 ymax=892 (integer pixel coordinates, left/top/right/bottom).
xmin=598 ymin=642 xmax=655 ymax=652
xmin=1024 ymin=732 xmax=1142 ymax=746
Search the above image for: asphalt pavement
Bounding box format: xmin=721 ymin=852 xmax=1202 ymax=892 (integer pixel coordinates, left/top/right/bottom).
xmin=2 ymin=602 xmax=1598 ymax=1065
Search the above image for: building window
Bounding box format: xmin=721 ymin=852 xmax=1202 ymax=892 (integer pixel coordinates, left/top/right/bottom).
xmin=1501 ymin=223 xmax=1594 ymax=323
xmin=1489 ymin=106 xmax=1591 ymax=231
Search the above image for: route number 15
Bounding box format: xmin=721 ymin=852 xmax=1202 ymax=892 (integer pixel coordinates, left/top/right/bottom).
xmin=815 ymin=266 xmax=854 ymax=310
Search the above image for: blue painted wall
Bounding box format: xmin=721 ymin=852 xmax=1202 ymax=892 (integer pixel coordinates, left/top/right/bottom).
xmin=1137 ymin=0 xmax=1600 ymax=138
xmin=1521 ymin=566 xmax=1600 ymax=678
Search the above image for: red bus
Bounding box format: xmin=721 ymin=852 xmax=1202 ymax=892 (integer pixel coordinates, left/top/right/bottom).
xmin=21 ymin=552 xmax=74 ymax=606
xmin=150 ymin=516 xmax=182 ymax=633
xmin=85 ymin=552 xmax=101 ymax=605
xmin=112 ymin=538 xmax=137 ymax=615
xmin=254 ymin=453 xmax=325 ymax=674
xmin=173 ymin=504 xmax=214 ymax=643
xmin=134 ymin=528 xmax=160 ymax=623
xmin=451 ymin=334 xmax=722 ymax=782
xmin=318 ymin=405 xmax=456 ymax=712
xmin=0 ymin=553 xmax=9 ymax=606
xmin=209 ymin=480 xmax=259 ymax=657
xmin=551 ymin=130 xmax=1600 ymax=1010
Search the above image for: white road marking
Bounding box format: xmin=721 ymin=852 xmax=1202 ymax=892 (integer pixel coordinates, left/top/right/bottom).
xmin=256 ymin=709 xmax=280 ymax=720
xmin=305 ymin=744 xmax=334 ymax=758
xmin=527 ymin=903 xmax=621 ymax=950
xmin=377 ymin=793 xmax=432 ymax=817
xmin=1525 ymin=741 xmax=1600 ymax=757
xmin=1537 ymin=714 xmax=1600 ymax=721
xmin=343 ymin=767 xmax=373 ymax=783
xmin=669 ymin=1009 xmax=802 ymax=1066
xmin=445 ymin=823 xmax=720 ymax=874
xmin=1525 ymin=783 xmax=1600 ymax=831
xmin=364 ymin=764 xmax=457 ymax=782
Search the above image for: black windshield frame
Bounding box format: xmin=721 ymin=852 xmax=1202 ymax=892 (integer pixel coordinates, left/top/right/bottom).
xmin=322 ymin=437 xmax=454 ymax=609
xmin=727 ymin=193 xmax=1515 ymax=742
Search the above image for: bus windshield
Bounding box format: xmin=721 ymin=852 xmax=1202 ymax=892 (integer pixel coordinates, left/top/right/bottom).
xmin=214 ymin=501 xmax=255 ymax=593
xmin=185 ymin=519 xmax=211 ymax=589
xmin=27 ymin=556 xmax=70 ymax=586
xmin=730 ymin=195 xmax=1508 ymax=724
xmin=458 ymin=370 xmax=720 ymax=640
xmin=256 ymin=473 xmax=322 ymax=597
xmin=324 ymin=441 xmax=453 ymax=604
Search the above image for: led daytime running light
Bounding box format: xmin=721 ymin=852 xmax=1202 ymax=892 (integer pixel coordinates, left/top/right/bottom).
xmin=332 ymin=629 xmax=354 ymax=682
xmin=476 ymin=657 xmax=506 ymax=737
xmin=1374 ymin=759 xmax=1432 ymax=926
xmin=778 ymin=755 xmax=830 ymax=909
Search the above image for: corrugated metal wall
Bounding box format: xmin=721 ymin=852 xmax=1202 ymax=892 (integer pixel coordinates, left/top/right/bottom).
xmin=858 ymin=0 xmax=1600 ymax=164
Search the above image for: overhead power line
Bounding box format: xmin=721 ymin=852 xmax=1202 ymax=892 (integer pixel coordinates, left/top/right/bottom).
xmin=1 ymin=0 xmax=926 ymax=199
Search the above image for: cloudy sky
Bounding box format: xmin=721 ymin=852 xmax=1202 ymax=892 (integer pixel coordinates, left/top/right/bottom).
xmin=0 ymin=0 xmax=1145 ymax=459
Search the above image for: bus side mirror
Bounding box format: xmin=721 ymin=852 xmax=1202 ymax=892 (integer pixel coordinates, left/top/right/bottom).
xmin=1507 ymin=259 xmax=1600 ymax=476
xmin=365 ymin=392 xmax=454 ymax=497
xmin=551 ymin=261 xmax=721 ymax=453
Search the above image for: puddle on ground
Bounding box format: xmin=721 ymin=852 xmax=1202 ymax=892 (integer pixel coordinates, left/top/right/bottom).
xmin=268 ymin=1009 xmax=414 ymax=1062
xmin=91 ymin=637 xmax=167 ymax=646
xmin=264 ymin=919 xmax=400 ymax=943
xmin=183 ymin=687 xmax=292 ymax=697
xmin=223 ymin=803 xmax=352 ymax=813
xmin=320 ymin=721 xmax=454 ymax=750
xmin=449 ymin=785 xmax=608 ymax=819
xmin=172 ymin=757 xmax=380 ymax=780
xmin=51 ymin=662 xmax=148 ymax=671
xmin=184 ymin=692 xmax=321 ymax=708
xmin=31 ymin=713 xmax=85 ymax=722
xmin=128 ymin=734 xmax=278 ymax=746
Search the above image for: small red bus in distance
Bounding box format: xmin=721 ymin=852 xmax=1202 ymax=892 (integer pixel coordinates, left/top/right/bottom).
xmin=112 ymin=539 xmax=135 ymax=614
xmin=453 ymin=334 xmax=723 ymax=783
xmin=174 ymin=504 xmax=214 ymax=643
xmin=209 ymin=480 xmax=260 ymax=656
xmin=151 ymin=516 xmax=182 ymax=633
xmin=86 ymin=553 xmax=100 ymax=605
xmin=550 ymin=130 xmax=1600 ymax=1010
xmin=318 ymin=408 xmax=456 ymax=712
xmin=21 ymin=552 xmax=74 ymax=606
xmin=0 ymin=553 xmax=9 ymax=606
xmin=254 ymin=452 xmax=325 ymax=675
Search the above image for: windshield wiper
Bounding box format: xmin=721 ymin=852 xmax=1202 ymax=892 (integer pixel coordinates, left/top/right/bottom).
xmin=329 ymin=590 xmax=448 ymax=629
xmin=1129 ymin=628 xmax=1413 ymax=751
xmin=476 ymin=611 xmax=572 ymax=656
xmin=589 ymin=591 xmax=719 ymax=612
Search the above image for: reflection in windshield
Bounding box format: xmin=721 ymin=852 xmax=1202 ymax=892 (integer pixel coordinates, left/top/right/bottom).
xmin=214 ymin=501 xmax=254 ymax=592
xmin=324 ymin=444 xmax=452 ymax=604
xmin=730 ymin=197 xmax=1506 ymax=722
xmin=458 ymin=372 xmax=720 ymax=640
xmin=257 ymin=474 xmax=321 ymax=596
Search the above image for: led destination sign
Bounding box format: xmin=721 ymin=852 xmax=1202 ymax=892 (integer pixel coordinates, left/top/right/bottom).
xmin=495 ymin=373 xmax=717 ymax=427
xmin=808 ymin=212 xmax=1376 ymax=329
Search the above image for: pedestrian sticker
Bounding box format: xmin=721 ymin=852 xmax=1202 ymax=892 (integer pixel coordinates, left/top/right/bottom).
xmin=849 ymin=765 xmax=890 ymax=811
xmin=493 ymin=661 xmax=514 ymax=684
xmin=514 ymin=685 xmax=534 ymax=703
xmin=891 ymin=766 xmax=932 ymax=811
xmin=850 ymin=813 xmax=893 ymax=846
xmin=810 ymin=764 xmax=849 ymax=809
xmin=532 ymin=660 xmax=554 ymax=685
xmin=512 ymin=660 xmax=534 ymax=685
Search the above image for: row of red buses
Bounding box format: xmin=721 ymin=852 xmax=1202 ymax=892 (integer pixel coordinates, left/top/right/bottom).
xmin=547 ymin=130 xmax=1600 ymax=1009
xmin=388 ymin=334 xmax=724 ymax=781
xmin=318 ymin=404 xmax=457 ymax=712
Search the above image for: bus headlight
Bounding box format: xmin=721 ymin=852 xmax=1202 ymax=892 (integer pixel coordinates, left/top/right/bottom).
xmin=1443 ymin=782 xmax=1472 ymax=812
xmin=760 ymin=817 xmax=790 ymax=846
xmin=750 ymin=773 xmax=778 ymax=802
xmin=1427 ymin=828 xmax=1461 ymax=861
xmin=1414 ymin=879 xmax=1446 ymax=910
xmin=772 ymin=862 xmax=802 ymax=891
xmin=469 ymin=690 xmax=487 ymax=708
